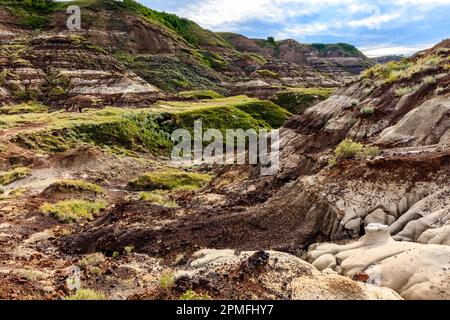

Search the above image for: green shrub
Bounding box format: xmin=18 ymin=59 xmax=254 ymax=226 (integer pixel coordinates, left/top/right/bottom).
xmin=40 ymin=200 xmax=107 ymax=223
xmin=334 ymin=139 xmax=364 ymax=159
xmin=129 ymin=170 xmax=211 ymax=191
xmin=422 ymin=75 xmax=437 ymax=85
xmin=0 ymin=167 xmax=31 ymax=186
xmin=159 ymin=270 xmax=175 ymax=290
xmin=328 ymin=157 xmax=337 ymax=167
xmin=395 ymin=84 xmax=420 ymax=97
xmin=360 ymin=107 xmax=375 ymax=117
xmin=364 ymin=146 xmax=380 ymax=158
xmin=256 ymin=69 xmax=280 ymax=79
xmin=124 ymin=246 xmax=135 ymax=255
xmin=179 ymin=289 xmax=211 ymax=300
xmin=0 ymin=70 xmax=7 ymax=86
xmin=139 ymin=192 xmax=179 ymax=208
xmin=65 ymin=289 xmax=107 ymax=300
xmin=48 ymin=86 xmax=66 ymax=97
xmin=78 ymin=253 xmax=105 ymax=269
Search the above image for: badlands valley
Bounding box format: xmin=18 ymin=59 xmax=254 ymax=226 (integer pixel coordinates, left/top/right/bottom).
xmin=0 ymin=0 xmax=449 ymax=300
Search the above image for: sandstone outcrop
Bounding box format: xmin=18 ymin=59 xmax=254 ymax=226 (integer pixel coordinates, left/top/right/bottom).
xmin=308 ymin=224 xmax=450 ymax=299
xmin=176 ymin=249 xmax=402 ymax=300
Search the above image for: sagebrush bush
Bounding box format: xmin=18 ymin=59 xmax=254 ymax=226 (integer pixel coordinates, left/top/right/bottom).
xmin=360 ymin=107 xmax=375 ymax=117
xmin=395 ymin=84 xmax=420 ymax=97
xmin=422 ymin=75 xmax=437 ymax=85
xmin=65 ymin=289 xmax=107 ymax=300
xmin=364 ymin=146 xmax=380 ymax=158
xmin=334 ymin=139 xmax=364 ymax=159
xmin=78 ymin=253 xmax=105 ymax=269
xmin=179 ymin=289 xmax=211 ymax=300
xmin=159 ymin=270 xmax=175 ymax=290
xmin=0 ymin=167 xmax=31 ymax=186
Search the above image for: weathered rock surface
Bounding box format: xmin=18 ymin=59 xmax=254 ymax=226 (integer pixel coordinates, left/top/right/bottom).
xmin=308 ymin=224 xmax=450 ymax=299
xmin=176 ymin=249 xmax=402 ymax=300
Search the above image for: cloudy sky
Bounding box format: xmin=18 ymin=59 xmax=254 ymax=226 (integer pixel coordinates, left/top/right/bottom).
xmin=139 ymin=0 xmax=450 ymax=57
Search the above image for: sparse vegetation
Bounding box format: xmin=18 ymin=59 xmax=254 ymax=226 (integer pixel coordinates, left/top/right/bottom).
xmin=360 ymin=107 xmax=375 ymax=117
xmin=0 ymin=102 xmax=48 ymax=115
xmin=139 ymin=192 xmax=179 ymax=208
xmin=362 ymin=53 xmax=445 ymax=85
xmin=120 ymin=0 xmax=230 ymax=49
xmin=334 ymin=139 xmax=364 ymax=159
xmin=270 ymin=87 xmax=335 ymax=114
xmin=179 ymin=289 xmax=211 ymax=300
xmin=395 ymin=84 xmax=421 ymax=97
xmin=328 ymin=157 xmax=337 ymax=167
xmin=78 ymin=253 xmax=106 ymax=269
xmin=40 ymin=200 xmax=107 ymax=223
xmin=50 ymin=179 xmax=104 ymax=195
xmin=0 ymin=167 xmax=31 ymax=186
xmin=334 ymin=139 xmax=380 ymax=160
xmin=159 ymin=270 xmax=175 ymax=290
xmin=256 ymin=69 xmax=280 ymax=79
xmin=129 ymin=169 xmax=211 ymax=192
xmin=179 ymin=90 xmax=224 ymax=100
xmin=422 ymin=75 xmax=437 ymax=85
xmin=124 ymin=246 xmax=135 ymax=255
xmin=364 ymin=146 xmax=380 ymax=158
xmin=65 ymin=289 xmax=107 ymax=300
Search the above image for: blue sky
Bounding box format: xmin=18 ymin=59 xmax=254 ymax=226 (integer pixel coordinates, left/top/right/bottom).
xmin=138 ymin=0 xmax=450 ymax=57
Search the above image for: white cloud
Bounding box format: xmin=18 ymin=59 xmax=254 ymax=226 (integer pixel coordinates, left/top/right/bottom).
xmin=348 ymin=13 xmax=400 ymax=29
xmin=173 ymin=0 xmax=357 ymax=29
xmin=360 ymin=43 xmax=434 ymax=57
xmin=284 ymin=23 xmax=329 ymax=36
xmin=172 ymin=0 xmax=450 ymax=30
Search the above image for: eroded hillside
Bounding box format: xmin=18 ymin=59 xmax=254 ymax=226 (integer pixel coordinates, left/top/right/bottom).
xmin=0 ymin=0 xmax=448 ymax=302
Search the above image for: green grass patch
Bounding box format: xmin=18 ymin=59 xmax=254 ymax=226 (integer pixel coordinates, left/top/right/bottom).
xmin=139 ymin=191 xmax=179 ymax=208
xmin=50 ymin=179 xmax=104 ymax=195
xmin=362 ymin=53 xmax=445 ymax=84
xmin=271 ymin=87 xmax=335 ymax=114
xmin=234 ymin=101 xmax=292 ymax=128
xmin=40 ymin=199 xmax=106 ymax=223
xmin=152 ymin=96 xmax=291 ymax=131
xmin=65 ymin=289 xmax=107 ymax=300
xmin=179 ymin=289 xmax=211 ymax=300
xmin=8 ymin=108 xmax=172 ymax=153
xmin=0 ymin=102 xmax=48 ymax=115
xmin=256 ymin=69 xmax=280 ymax=79
xmin=129 ymin=169 xmax=211 ymax=192
xmin=312 ymin=43 xmax=363 ymax=56
xmin=5 ymin=97 xmax=287 ymax=155
xmin=179 ymin=90 xmax=224 ymax=100
xmin=0 ymin=167 xmax=31 ymax=186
